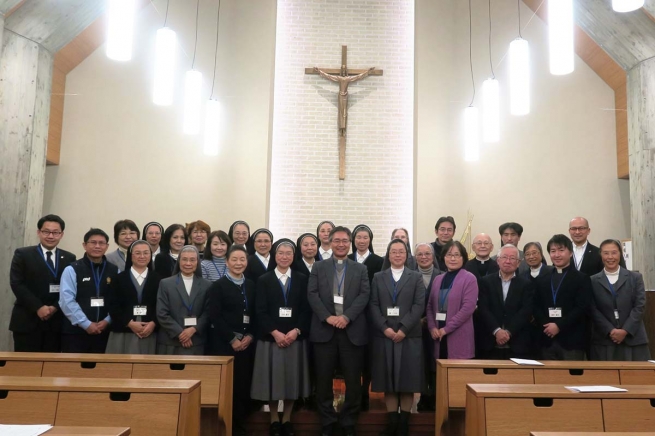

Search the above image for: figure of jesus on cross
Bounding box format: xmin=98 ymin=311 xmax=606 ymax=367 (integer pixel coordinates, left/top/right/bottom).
xmin=306 ymin=46 xmax=383 ymax=180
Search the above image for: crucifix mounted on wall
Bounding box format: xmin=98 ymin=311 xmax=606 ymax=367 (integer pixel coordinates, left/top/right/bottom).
xmin=305 ymin=45 xmax=383 ymax=180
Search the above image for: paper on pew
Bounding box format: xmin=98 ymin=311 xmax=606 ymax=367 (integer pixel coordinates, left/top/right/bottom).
xmin=510 ymin=358 xmax=544 ymax=366
xmin=649 ymin=360 xmax=655 ymax=364
xmin=565 ymin=386 xmax=627 ymax=393
xmin=0 ymin=424 xmax=53 ymax=436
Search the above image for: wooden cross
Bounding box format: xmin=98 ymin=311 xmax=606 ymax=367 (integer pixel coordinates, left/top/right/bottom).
xmin=306 ymin=45 xmax=383 ymax=180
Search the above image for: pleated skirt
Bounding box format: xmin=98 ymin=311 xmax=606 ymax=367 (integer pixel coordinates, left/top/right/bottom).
xmin=590 ymin=343 xmax=651 ymax=361
xmin=105 ymin=332 xmax=157 ymax=355
xmin=250 ymin=339 xmax=311 ymax=401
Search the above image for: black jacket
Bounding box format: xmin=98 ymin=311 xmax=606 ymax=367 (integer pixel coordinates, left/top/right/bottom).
xmin=347 ymin=252 xmax=384 ymax=285
xmin=154 ymin=253 xmax=176 ymax=279
xmin=477 ymin=273 xmax=535 ymax=354
xmin=255 ymin=270 xmax=311 ymax=341
xmin=575 ymin=242 xmax=604 ymax=277
xmin=9 ymin=245 xmax=76 ymax=333
xmin=245 ymin=254 xmax=275 ymax=284
xmin=106 ymin=269 xmax=162 ymax=332
xmin=464 ymin=258 xmax=499 ymax=280
xmin=207 ymin=276 xmax=256 ymax=353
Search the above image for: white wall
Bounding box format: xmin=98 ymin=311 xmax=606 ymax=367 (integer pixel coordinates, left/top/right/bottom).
xmin=44 ymin=0 xmax=277 ymax=253
xmin=414 ymin=0 xmax=630 ymax=256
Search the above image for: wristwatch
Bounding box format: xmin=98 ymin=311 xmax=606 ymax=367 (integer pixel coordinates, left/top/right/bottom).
xmin=295 ymin=328 xmax=301 ymax=336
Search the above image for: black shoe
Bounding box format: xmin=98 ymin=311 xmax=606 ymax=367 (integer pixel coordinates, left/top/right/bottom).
xmin=270 ymin=421 xmax=282 ymax=436
xmin=321 ymin=423 xmax=335 ymax=436
xmin=397 ymin=411 xmax=410 ymax=436
xmin=379 ymin=412 xmax=399 ymax=436
xmin=361 ymin=394 xmax=370 ymax=411
xmin=281 ymin=421 xmax=295 ymax=436
xmin=304 ymin=395 xmax=317 ymax=410
xmin=342 ymin=425 xmax=357 ymax=436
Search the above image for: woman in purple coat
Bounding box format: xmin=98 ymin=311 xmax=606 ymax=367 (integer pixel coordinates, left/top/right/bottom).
xmin=426 ymin=241 xmax=478 ymax=359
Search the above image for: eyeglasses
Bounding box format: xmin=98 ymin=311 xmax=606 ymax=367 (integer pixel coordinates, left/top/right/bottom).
xmin=498 ymin=255 xmax=519 ymax=262
xmin=415 ymin=252 xmax=433 ymax=257
xmin=85 ymin=241 xmax=107 ymax=246
xmin=445 ymin=253 xmax=462 ymax=259
xmin=192 ymin=230 xmax=207 ymax=235
xmin=438 ymin=227 xmax=454 ymax=233
xmin=233 ymin=231 xmax=248 ymax=237
xmin=119 ymin=231 xmax=138 ymax=237
xmin=40 ymin=231 xmax=62 ymax=237
xmin=569 ymin=226 xmax=589 ymax=232
xmin=473 ymin=241 xmax=491 ymax=246
xmin=390 ymin=250 xmax=407 ymax=255
xmin=524 ymin=251 xmax=541 ymax=257
xmin=332 ymin=239 xmax=350 ymax=245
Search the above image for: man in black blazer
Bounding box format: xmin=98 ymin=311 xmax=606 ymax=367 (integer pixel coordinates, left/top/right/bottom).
xmin=464 ymin=233 xmax=499 ymax=279
xmin=533 ymin=234 xmax=592 ymax=360
xmin=568 ymin=217 xmax=604 ymax=276
xmin=9 ymin=214 xmax=76 ymax=352
xmin=308 ymin=226 xmax=370 ymax=436
xmin=477 ymin=244 xmax=535 ymax=359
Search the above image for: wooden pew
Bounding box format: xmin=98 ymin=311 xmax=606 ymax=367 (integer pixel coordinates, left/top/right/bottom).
xmin=466 ymin=384 xmax=655 ymax=436
xmin=44 ymin=427 xmax=131 ymax=435
xmin=531 ymin=433 xmax=655 ymax=436
xmin=0 ymin=352 xmax=233 ymax=436
xmin=436 ymin=359 xmax=655 ymax=435
xmin=0 ymin=376 xmax=199 ymax=436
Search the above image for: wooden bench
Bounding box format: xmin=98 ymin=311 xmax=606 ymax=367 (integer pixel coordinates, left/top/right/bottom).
xmin=44 ymin=427 xmax=131 ymax=435
xmin=466 ymin=384 xmax=655 ymax=436
xmin=531 ymin=433 xmax=655 ymax=436
xmin=436 ymin=359 xmax=655 ymax=435
xmin=0 ymin=376 xmax=199 ymax=436
xmin=0 ymin=352 xmax=233 ymax=436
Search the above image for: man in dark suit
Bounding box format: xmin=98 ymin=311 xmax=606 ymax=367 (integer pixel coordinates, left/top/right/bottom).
xmin=9 ymin=214 xmax=76 ymax=352
xmin=568 ymin=216 xmax=604 ymax=276
xmin=464 ymin=233 xmax=499 ymax=279
xmin=533 ymin=234 xmax=592 ymax=360
xmin=308 ymin=226 xmax=370 ymax=436
xmin=431 ymin=216 xmax=456 ymax=271
xmin=477 ymin=244 xmax=535 ymax=359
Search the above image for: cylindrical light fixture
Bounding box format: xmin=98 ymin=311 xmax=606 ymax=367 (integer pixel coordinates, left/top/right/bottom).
xmin=482 ymin=78 xmax=500 ymax=143
xmin=612 ymin=0 xmax=644 ymax=12
xmin=183 ymin=70 xmax=203 ymax=135
xmin=549 ymin=0 xmax=574 ymax=75
xmin=509 ymin=38 xmax=530 ymax=116
xmin=204 ymin=100 xmax=223 ymax=156
xmin=153 ymin=27 xmax=177 ymax=106
xmin=106 ymin=0 xmax=136 ymax=61
xmin=463 ymin=106 xmax=480 ymax=162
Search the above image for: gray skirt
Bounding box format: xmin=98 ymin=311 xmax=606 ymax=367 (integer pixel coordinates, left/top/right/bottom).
xmin=371 ymin=336 xmax=424 ymax=393
xmin=250 ymin=339 xmax=311 ymax=401
xmin=105 ymin=332 xmax=157 ymax=355
xmin=156 ymin=343 xmax=205 ymax=355
xmin=591 ymin=343 xmax=651 ymax=361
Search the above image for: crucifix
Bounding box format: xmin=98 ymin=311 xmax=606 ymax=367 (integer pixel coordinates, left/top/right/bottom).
xmin=306 ymin=45 xmax=383 ymax=180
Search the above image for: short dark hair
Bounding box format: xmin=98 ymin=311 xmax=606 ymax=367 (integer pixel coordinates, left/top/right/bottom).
xmin=38 ymin=214 xmax=65 ymax=231
xmin=546 ymin=234 xmax=573 ymax=252
xmin=227 ymin=244 xmax=248 ymax=259
xmin=84 ymin=228 xmax=109 ymax=243
xmin=384 ymin=238 xmax=409 ymax=267
xmin=162 ymin=224 xmax=188 ymax=253
xmin=329 ymin=226 xmax=352 ymax=243
xmin=441 ymin=240 xmax=468 ymax=264
xmin=499 ymin=222 xmax=524 ymax=237
xmin=523 ymin=242 xmax=545 ymax=261
xmin=435 ymin=216 xmax=456 ymax=231
xmin=204 ymin=230 xmax=232 ymax=260
xmin=187 ymin=220 xmax=211 ymax=235
xmin=113 ymin=219 xmax=140 ymax=243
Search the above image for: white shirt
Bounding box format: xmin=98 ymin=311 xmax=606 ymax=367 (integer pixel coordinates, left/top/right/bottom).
xmin=500 ymin=272 xmax=516 ymax=301
xmin=182 ymin=275 xmax=193 ymax=295
xmin=303 ymin=258 xmax=314 ymax=273
xmin=320 ymin=248 xmax=332 ymax=260
xmin=170 ymin=253 xmax=179 ymax=260
xmin=604 ymin=267 xmax=620 ymax=285
xmin=572 ymin=241 xmax=588 ymax=270
xmin=131 ymin=267 xmax=148 ymax=286
xmin=151 ymin=246 xmax=161 ymax=262
xmin=255 ymin=252 xmax=270 ymax=269
xmin=356 ymin=250 xmax=370 ymax=263
xmin=39 ymin=244 xmax=57 ymax=259
xmin=391 ymin=267 xmax=404 ymax=282
xmin=530 ymin=265 xmax=542 ymax=278
xmin=275 ymin=267 xmax=291 ymax=285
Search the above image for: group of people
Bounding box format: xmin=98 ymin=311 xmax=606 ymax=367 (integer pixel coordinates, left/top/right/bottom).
xmin=9 ymin=214 xmax=650 ymax=436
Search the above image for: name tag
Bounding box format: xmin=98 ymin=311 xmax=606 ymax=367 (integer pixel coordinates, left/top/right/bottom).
xmin=243 ymin=315 xmax=250 ymax=324
xmin=436 ymin=312 xmax=447 ymax=322
xmin=90 ymin=298 xmax=104 ymax=307
xmin=279 ymin=307 xmax=292 ymax=318
xmin=333 ymin=296 xmax=344 ymax=305
xmin=549 ymin=307 xmax=562 ymax=318
xmin=614 ymin=309 xmax=620 ymax=320
xmin=82 ymin=277 xmax=91 ymax=282
xmin=49 ymin=284 xmax=60 ymax=293
xmin=387 ymin=307 xmax=400 ymax=317
xmin=133 ymin=306 xmax=147 ymax=316
xmin=184 ymin=317 xmax=197 ymax=327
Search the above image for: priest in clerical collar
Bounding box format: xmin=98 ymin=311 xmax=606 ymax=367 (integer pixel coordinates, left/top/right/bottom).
xmin=464 ymin=233 xmax=499 ymax=279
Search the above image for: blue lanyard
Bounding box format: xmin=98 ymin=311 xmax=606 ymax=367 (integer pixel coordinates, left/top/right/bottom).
xmin=334 ymin=261 xmax=347 ymax=296
xmin=227 ymin=275 xmax=248 ymax=310
xmin=212 ymin=259 xmax=227 ymax=278
xmin=439 ymin=279 xmax=455 ymax=312
xmin=391 ymin=271 xmax=402 ymax=305
xmin=91 ymin=261 xmax=107 ymax=297
xmin=606 ymin=276 xmax=618 ymax=300
xmin=176 ymin=274 xmax=194 ymax=313
xmin=550 ymin=271 xmax=568 ymax=306
xmin=40 ymin=247 xmax=59 ymax=278
xmin=279 ymin=276 xmax=291 ymax=306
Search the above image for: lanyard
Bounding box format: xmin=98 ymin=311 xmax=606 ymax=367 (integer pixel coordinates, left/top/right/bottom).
xmin=439 ymin=279 xmax=455 ymax=312
xmin=227 ymin=275 xmax=248 ymax=310
xmin=550 ymin=271 xmax=568 ymax=305
xmin=176 ymin=274 xmax=194 ymax=313
xmin=606 ymin=276 xmax=619 ymax=307
xmin=212 ymin=259 xmax=227 ymax=278
xmin=334 ymin=261 xmax=347 ymax=296
xmin=40 ymin=247 xmax=59 ymax=278
xmin=91 ymin=261 xmax=107 ymax=297
xmin=256 ymin=254 xmax=269 ymax=270
xmin=392 ymin=278 xmax=400 ymax=306
xmin=278 ymin=276 xmax=291 ymax=306
xmin=573 ymin=249 xmax=585 ymax=270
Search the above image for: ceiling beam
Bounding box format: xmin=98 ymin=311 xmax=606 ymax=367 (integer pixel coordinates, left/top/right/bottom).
xmin=0 ymin=0 xmax=24 ymax=15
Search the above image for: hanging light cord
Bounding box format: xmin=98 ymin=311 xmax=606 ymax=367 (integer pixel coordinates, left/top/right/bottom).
xmin=163 ymin=0 xmax=170 ymax=26
xmin=517 ymin=0 xmax=523 ymax=38
xmin=488 ymin=0 xmax=495 ymax=79
xmin=469 ymin=0 xmax=475 ymax=107
xmin=210 ymin=0 xmax=221 ymax=100
xmin=191 ymin=0 xmax=200 ymax=69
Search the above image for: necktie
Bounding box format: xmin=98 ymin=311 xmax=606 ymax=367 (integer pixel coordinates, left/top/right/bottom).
xmin=46 ymin=251 xmax=55 ymax=271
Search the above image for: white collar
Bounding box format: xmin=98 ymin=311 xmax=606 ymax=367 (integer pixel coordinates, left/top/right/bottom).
xmin=303 ymin=258 xmax=314 ymax=268
xmin=499 ymin=271 xmax=516 ymax=282
xmin=256 ymin=252 xmax=270 ymax=262
xmin=356 ymin=250 xmax=370 ymax=262
xmin=275 ymin=267 xmax=291 ymax=279
xmin=320 ymin=248 xmax=332 ymax=255
xmin=530 ymin=265 xmax=542 ymax=272
xmin=476 ymin=256 xmax=490 ymax=263
xmin=574 ymin=241 xmax=588 ymax=252
xmin=39 ymin=244 xmax=57 ymax=257
xmin=604 ymin=267 xmax=620 ymax=276
xmin=131 ymin=267 xmax=148 ymax=280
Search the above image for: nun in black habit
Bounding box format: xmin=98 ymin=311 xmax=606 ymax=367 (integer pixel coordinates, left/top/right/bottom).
xmin=292 ymin=233 xmax=321 ymax=277
xmin=228 ymin=220 xmax=255 ymax=255
xmin=245 ymin=228 xmax=276 ymax=283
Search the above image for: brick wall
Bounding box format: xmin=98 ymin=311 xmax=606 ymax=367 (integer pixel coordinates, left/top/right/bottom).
xmin=269 ymin=0 xmax=414 ymax=254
